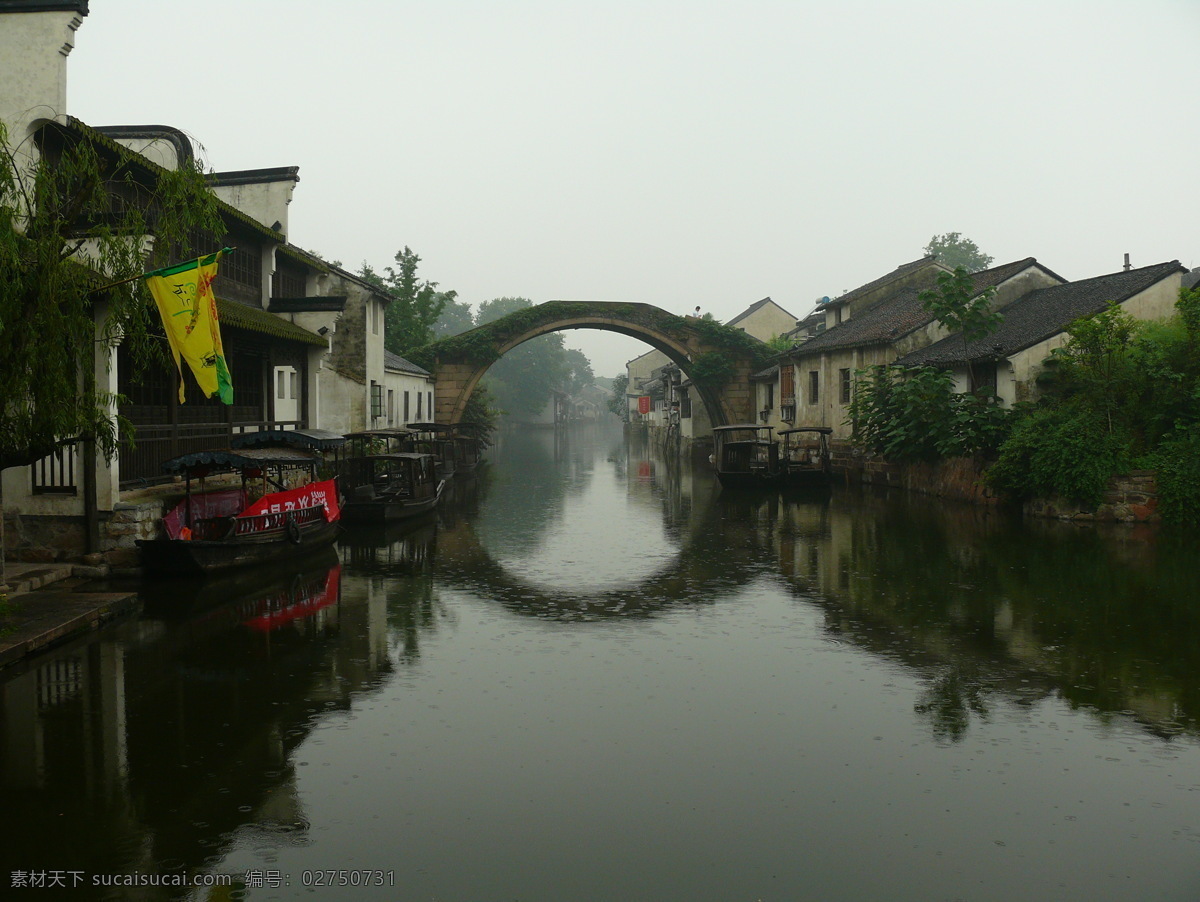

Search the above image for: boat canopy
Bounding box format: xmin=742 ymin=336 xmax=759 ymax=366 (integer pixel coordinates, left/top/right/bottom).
xmin=360 ymin=452 xmax=436 ymax=462
xmin=713 ymin=424 xmax=775 ymax=434
xmin=777 ymin=427 xmax=833 ymax=436
xmin=230 ymin=428 xmax=346 ymax=451
xmin=161 ymin=446 xmax=320 ymax=474
xmin=342 ymin=427 xmax=414 ymax=441
xmin=405 ymin=422 xmax=453 ymax=432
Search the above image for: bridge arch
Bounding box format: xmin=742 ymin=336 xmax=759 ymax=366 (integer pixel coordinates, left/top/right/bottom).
xmin=421 ymin=301 xmax=763 ymax=426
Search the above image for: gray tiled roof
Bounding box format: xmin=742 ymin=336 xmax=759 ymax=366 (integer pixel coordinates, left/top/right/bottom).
xmin=825 ymin=256 xmax=942 ymax=309
xmin=384 ymin=350 xmax=431 ymax=376
xmin=896 ymin=260 xmax=1187 ymax=367
xmin=792 ymin=258 xmax=1043 ymax=355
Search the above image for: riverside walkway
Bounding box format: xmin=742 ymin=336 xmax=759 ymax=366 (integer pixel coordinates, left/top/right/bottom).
xmin=0 ymin=563 xmax=139 ymax=670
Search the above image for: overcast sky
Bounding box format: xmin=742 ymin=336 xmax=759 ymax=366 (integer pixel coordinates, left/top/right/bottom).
xmin=68 ymin=0 xmax=1199 ymax=377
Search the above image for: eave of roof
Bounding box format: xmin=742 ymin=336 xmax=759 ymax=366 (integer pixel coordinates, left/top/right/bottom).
xmin=61 ymin=118 xmax=288 ymax=245
xmin=268 ymin=297 xmax=346 ymax=313
xmin=0 ymin=1 xmax=87 ymax=12
xmin=826 ymin=255 xmax=945 ymax=308
xmin=209 ymin=167 xmax=300 ymax=187
xmin=216 ymin=298 xmax=328 ymax=347
xmin=384 ymin=352 xmax=431 ymax=376
xmin=275 ymin=243 xmax=332 ymax=274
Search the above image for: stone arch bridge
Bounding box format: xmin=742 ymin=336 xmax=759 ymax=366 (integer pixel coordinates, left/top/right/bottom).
xmin=421 ymin=301 xmax=764 ymax=425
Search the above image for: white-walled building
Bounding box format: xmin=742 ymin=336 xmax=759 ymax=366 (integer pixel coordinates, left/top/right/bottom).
xmin=896 ymin=261 xmax=1188 ymax=405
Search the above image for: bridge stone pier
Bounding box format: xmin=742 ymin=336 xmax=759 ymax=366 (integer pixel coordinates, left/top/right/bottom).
xmin=425 ymin=301 xmax=763 ymax=427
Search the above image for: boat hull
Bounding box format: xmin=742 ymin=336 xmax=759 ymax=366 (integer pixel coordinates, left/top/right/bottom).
xmin=716 ymin=470 xmax=782 ymax=489
xmin=138 ymin=518 xmax=340 ymax=577
xmin=340 ymin=480 xmax=445 ymax=523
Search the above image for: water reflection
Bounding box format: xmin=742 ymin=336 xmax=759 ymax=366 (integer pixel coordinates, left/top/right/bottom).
xmin=2 ymin=426 xmax=1200 ymax=900
xmin=764 ymin=486 xmax=1200 ymax=742
xmin=0 ymin=552 xmax=388 ymax=895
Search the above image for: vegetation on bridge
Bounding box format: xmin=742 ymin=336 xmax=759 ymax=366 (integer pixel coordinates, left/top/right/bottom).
xmin=406 ymin=301 xmax=771 ymax=389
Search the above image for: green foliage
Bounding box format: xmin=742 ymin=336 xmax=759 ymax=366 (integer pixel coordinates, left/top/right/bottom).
xmin=360 ymin=246 xmax=452 ymax=354
xmin=849 ymin=365 xmax=1011 ymax=462
xmin=983 ymin=304 xmax=1152 ymax=506
xmin=985 ymin=403 xmax=1130 ymax=506
xmin=562 ymin=348 xmax=594 ymax=397
xmin=688 ymin=352 xmax=735 ymax=392
xmin=0 ymin=121 xmax=224 ymax=471
xmin=432 ymin=293 xmax=475 ymax=338
xmin=459 ymin=383 xmax=499 ymax=437
xmin=1146 ymin=424 xmax=1200 ymax=525
xmin=609 ymin=373 xmax=629 ymax=420
xmin=1046 ymin=302 xmax=1139 ymax=428
xmin=923 ymin=232 xmax=993 ymax=273
xmin=919 ymin=266 xmax=1001 ymax=343
xmin=766 ymin=333 xmax=793 ymax=353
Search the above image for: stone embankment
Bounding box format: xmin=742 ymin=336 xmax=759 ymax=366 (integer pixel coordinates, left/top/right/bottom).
xmin=831 ymin=442 xmax=1160 ymax=523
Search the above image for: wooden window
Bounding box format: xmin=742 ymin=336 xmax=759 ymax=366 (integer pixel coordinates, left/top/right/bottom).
xmin=371 ymin=382 xmax=383 ymax=418
xmin=780 ymin=364 xmax=795 ymax=403
xmin=808 ymin=370 xmax=819 ymax=404
xmin=272 ymin=261 xmax=306 ymax=298
xmin=840 ymin=368 xmax=851 ymax=405
xmin=219 ymin=244 xmax=261 ymax=289
xmin=971 ymin=362 xmax=998 ymax=395
xmin=404 ymin=391 xmax=410 ymax=422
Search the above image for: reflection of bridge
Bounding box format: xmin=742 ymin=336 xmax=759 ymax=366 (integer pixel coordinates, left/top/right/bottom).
xmin=344 ymin=481 xmax=795 ymax=621
xmin=425 ymin=301 xmax=761 ymax=425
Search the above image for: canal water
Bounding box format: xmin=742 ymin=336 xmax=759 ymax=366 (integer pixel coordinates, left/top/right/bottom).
xmin=4 ymin=424 xmax=1200 ymax=901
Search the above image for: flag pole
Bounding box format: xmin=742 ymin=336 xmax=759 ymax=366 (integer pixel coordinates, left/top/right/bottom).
xmin=88 ymin=247 xmax=235 ymax=295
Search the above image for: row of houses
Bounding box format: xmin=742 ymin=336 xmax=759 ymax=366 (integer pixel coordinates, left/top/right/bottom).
xmin=1 ymin=2 xmax=435 ymax=560
xmin=755 ymin=255 xmax=1189 ymax=440
xmin=627 ymin=252 xmax=1194 ymax=449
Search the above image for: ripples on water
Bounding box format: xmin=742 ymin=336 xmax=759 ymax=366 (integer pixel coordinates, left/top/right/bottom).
xmin=3 ymin=424 xmax=1200 ymax=900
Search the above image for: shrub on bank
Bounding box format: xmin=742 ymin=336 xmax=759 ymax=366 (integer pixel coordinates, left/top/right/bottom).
xmin=852 ymin=286 xmax=1200 ymax=521
xmin=984 ymin=404 xmax=1131 ymax=507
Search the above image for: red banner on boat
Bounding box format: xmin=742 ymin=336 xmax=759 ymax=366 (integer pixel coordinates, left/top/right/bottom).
xmin=239 ymin=478 xmax=340 ymax=522
xmin=638 ymin=396 xmax=651 ymax=415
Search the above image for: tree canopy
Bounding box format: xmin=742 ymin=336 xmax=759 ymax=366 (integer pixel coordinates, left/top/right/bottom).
xmin=924 ymin=232 xmax=993 ymax=274
xmin=360 ymin=246 xmax=452 ymax=354
xmin=0 ymin=121 xmax=223 ymax=471
xmin=475 ymin=297 xmax=573 ymax=417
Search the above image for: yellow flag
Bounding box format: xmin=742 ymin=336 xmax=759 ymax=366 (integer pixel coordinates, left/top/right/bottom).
xmin=145 ymin=251 xmax=233 ymax=404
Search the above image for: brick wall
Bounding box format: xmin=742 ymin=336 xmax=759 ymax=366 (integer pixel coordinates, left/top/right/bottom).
xmin=1025 ymin=470 xmax=1159 ymax=523
xmin=832 ymin=441 xmax=1159 ymax=522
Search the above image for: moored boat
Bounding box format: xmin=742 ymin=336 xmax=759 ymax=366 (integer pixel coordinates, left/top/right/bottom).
xmin=137 ymin=430 xmax=345 ymax=577
xmin=712 ymin=424 xmax=782 ymax=488
xmin=778 ymin=426 xmax=833 ymax=489
xmin=449 ymin=421 xmax=493 ymax=473
xmin=340 ymin=451 xmax=445 ymax=522
xmin=406 ymin=422 xmax=458 ymax=481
